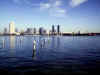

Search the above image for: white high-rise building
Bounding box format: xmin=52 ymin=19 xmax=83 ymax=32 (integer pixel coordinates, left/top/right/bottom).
xmin=9 ymin=22 xmax=15 ymax=34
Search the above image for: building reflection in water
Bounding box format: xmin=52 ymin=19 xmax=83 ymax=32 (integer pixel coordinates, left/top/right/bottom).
xmin=57 ymin=36 xmax=60 ymax=49
xmin=38 ymin=36 xmax=42 ymax=48
xmin=10 ymin=36 xmax=15 ymax=49
xmin=18 ymin=36 xmax=23 ymax=49
xmin=38 ymin=36 xmax=44 ymax=49
xmin=32 ymin=40 xmax=37 ymax=60
xmin=51 ymin=36 xmax=61 ymax=50
xmin=0 ymin=37 xmax=5 ymax=49
xmin=32 ymin=37 xmax=47 ymax=60
xmin=51 ymin=36 xmax=55 ymax=49
xmin=32 ymin=48 xmax=36 ymax=60
xmin=1 ymin=38 xmax=5 ymax=49
xmin=9 ymin=36 xmax=15 ymax=56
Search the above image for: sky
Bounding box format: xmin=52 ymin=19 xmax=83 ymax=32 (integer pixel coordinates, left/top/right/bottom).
xmin=0 ymin=0 xmax=100 ymax=33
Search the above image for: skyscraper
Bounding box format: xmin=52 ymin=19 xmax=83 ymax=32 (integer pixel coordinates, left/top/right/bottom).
xmin=57 ymin=25 xmax=60 ymax=35
xmin=78 ymin=30 xmax=80 ymax=35
xmin=39 ymin=27 xmax=44 ymax=35
xmin=33 ymin=28 xmax=36 ymax=34
xmin=4 ymin=28 xmax=7 ymax=34
xmin=52 ymin=25 xmax=55 ymax=35
xmin=26 ymin=28 xmax=33 ymax=34
xmin=9 ymin=22 xmax=15 ymax=34
xmin=15 ymin=28 xmax=18 ymax=33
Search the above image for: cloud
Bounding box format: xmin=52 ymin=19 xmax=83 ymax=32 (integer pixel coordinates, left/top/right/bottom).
xmin=11 ymin=0 xmax=67 ymax=18
xmin=50 ymin=8 xmax=67 ymax=17
xmin=39 ymin=0 xmax=67 ymax=17
xmin=54 ymin=0 xmax=62 ymax=7
xmin=40 ymin=3 xmax=51 ymax=10
xmin=70 ymin=0 xmax=88 ymax=7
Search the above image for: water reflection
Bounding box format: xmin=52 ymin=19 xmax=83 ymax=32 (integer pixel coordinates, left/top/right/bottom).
xmin=32 ymin=40 xmax=36 ymax=59
xmin=0 ymin=38 xmax=5 ymax=49
xmin=57 ymin=36 xmax=60 ymax=48
xmin=18 ymin=36 xmax=24 ymax=49
xmin=38 ymin=36 xmax=45 ymax=49
xmin=32 ymin=37 xmax=49 ymax=59
xmin=0 ymin=40 xmax=2 ymax=49
xmin=2 ymin=38 xmax=5 ymax=48
xmin=0 ymin=36 xmax=100 ymax=74
xmin=32 ymin=49 xmax=36 ymax=60
xmin=50 ymin=36 xmax=61 ymax=50
xmin=41 ymin=39 xmax=46 ymax=48
xmin=9 ymin=36 xmax=15 ymax=49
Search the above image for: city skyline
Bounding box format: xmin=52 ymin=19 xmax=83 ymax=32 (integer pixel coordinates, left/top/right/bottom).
xmin=0 ymin=0 xmax=100 ymax=33
xmin=2 ymin=21 xmax=61 ymax=35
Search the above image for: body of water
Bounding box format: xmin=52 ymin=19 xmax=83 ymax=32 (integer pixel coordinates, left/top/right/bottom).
xmin=0 ymin=35 xmax=100 ymax=75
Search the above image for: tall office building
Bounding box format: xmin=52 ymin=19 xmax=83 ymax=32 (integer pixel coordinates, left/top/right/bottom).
xmin=26 ymin=28 xmax=33 ymax=34
xmin=57 ymin=25 xmax=60 ymax=34
xmin=52 ymin=25 xmax=55 ymax=35
xmin=78 ymin=30 xmax=80 ymax=35
xmin=9 ymin=22 xmax=15 ymax=34
xmin=15 ymin=28 xmax=18 ymax=33
xmin=33 ymin=28 xmax=36 ymax=34
xmin=43 ymin=29 xmax=47 ymax=34
xmin=4 ymin=28 xmax=7 ymax=34
xmin=39 ymin=27 xmax=44 ymax=35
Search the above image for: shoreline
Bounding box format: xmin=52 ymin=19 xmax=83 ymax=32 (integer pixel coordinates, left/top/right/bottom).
xmin=0 ymin=34 xmax=100 ymax=36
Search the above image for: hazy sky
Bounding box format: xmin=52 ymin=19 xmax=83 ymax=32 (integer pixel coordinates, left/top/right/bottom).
xmin=0 ymin=0 xmax=100 ymax=33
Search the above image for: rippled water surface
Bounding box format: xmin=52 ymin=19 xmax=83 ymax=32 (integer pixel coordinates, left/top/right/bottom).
xmin=0 ymin=35 xmax=100 ymax=74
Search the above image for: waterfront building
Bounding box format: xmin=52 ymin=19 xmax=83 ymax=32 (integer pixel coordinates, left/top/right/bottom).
xmin=39 ymin=27 xmax=44 ymax=35
xmin=15 ymin=28 xmax=18 ymax=33
xmin=33 ymin=28 xmax=36 ymax=34
xmin=52 ymin=25 xmax=55 ymax=35
xmin=26 ymin=28 xmax=33 ymax=34
xmin=43 ymin=29 xmax=47 ymax=35
xmin=20 ymin=29 xmax=25 ymax=35
xmin=9 ymin=22 xmax=15 ymax=34
xmin=78 ymin=30 xmax=80 ymax=35
xmin=57 ymin=25 xmax=60 ymax=35
xmin=4 ymin=28 xmax=7 ymax=34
